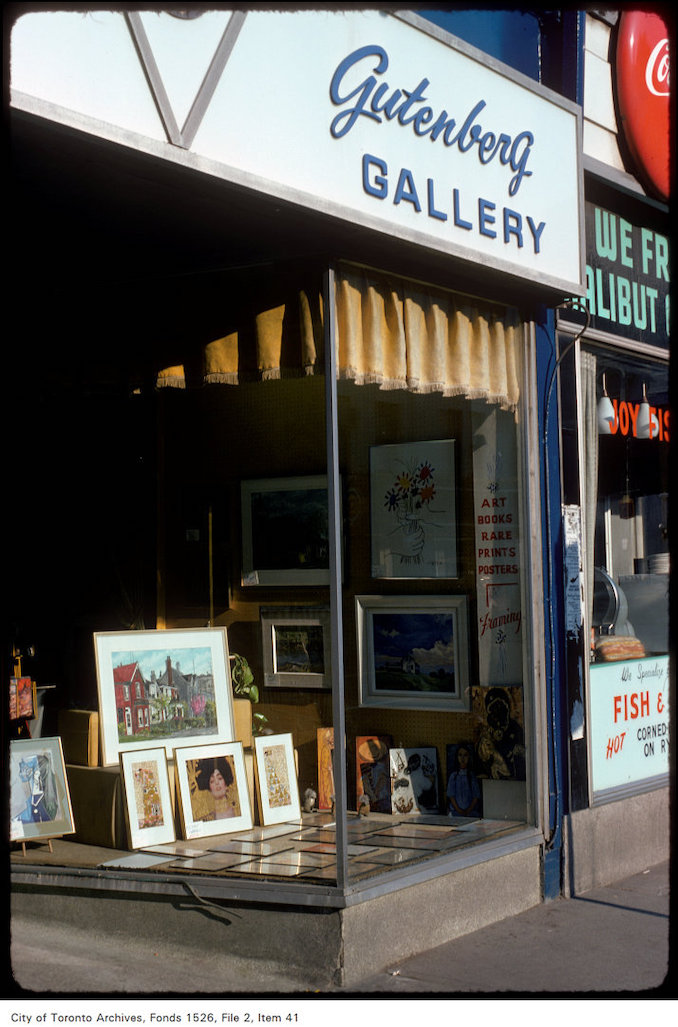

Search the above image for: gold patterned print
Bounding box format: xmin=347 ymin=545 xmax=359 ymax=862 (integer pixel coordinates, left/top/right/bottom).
xmin=132 ymin=761 xmax=164 ymax=830
xmin=263 ymin=744 xmax=291 ymax=808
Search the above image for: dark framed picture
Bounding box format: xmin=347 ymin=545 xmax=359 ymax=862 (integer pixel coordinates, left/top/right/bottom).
xmin=260 ymin=606 xmax=331 ymax=689
xmin=356 ymin=595 xmax=470 ymax=711
xmin=241 ymin=475 xmax=338 ymax=586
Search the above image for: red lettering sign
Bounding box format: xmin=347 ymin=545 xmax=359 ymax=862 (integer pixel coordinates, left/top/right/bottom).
xmin=614 ymin=11 xmax=670 ymax=201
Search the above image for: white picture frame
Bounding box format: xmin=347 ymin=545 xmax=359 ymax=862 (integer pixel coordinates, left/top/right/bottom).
xmin=260 ymin=606 xmax=331 ymax=689
xmin=174 ymin=742 xmax=253 ymax=841
xmin=10 ymin=737 xmax=75 ymax=844
xmin=253 ymin=733 xmax=302 ymax=826
xmin=120 ymin=747 xmax=176 ymax=850
xmin=94 ymin=627 xmax=235 ymax=766
xmin=356 ymin=594 xmax=470 ymax=711
xmin=241 ymin=475 xmax=337 ymax=586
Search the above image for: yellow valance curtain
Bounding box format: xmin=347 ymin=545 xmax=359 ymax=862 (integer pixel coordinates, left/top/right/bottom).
xmin=157 ymin=265 xmax=521 ymax=410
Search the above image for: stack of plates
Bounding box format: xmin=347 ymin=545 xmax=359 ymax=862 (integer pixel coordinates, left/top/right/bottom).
xmin=648 ymin=553 xmax=670 ymax=574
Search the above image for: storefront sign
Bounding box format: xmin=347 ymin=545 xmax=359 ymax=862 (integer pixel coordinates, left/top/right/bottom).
xmin=10 ymin=9 xmax=584 ymax=296
xmin=614 ymin=10 xmax=670 ymax=202
xmin=590 ymin=656 xmax=669 ymax=794
xmin=472 ymin=407 xmax=522 ymax=686
xmin=582 ymin=201 xmax=670 ymax=349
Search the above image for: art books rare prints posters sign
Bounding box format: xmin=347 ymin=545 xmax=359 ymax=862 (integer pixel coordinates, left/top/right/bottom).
xmin=472 ymin=405 xmax=522 ymax=688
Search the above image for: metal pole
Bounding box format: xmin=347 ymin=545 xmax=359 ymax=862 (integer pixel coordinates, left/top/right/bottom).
xmin=323 ymin=266 xmax=347 ymax=891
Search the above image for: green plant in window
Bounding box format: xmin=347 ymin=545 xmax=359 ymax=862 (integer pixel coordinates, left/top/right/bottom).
xmin=230 ymin=653 xmax=268 ymax=735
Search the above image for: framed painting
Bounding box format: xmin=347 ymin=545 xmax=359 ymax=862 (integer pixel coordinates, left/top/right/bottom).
xmin=120 ymin=747 xmax=176 ymax=849
xmin=241 ymin=475 xmax=337 ymax=586
xmin=389 ymin=746 xmax=440 ymax=815
xmin=94 ymin=627 xmax=235 ymax=766
xmin=260 ymin=606 xmax=331 ymax=689
xmin=356 ymin=595 xmax=470 ymax=711
xmin=445 ymin=742 xmax=483 ymax=818
xmin=253 ymin=733 xmax=301 ymax=825
xmin=355 ymin=735 xmax=392 ymax=813
xmin=10 ymin=737 xmax=75 ymax=844
xmin=174 ymin=742 xmax=253 ymax=840
xmin=10 ymin=677 xmax=36 ymax=721
xmin=370 ymin=439 xmax=458 ymax=579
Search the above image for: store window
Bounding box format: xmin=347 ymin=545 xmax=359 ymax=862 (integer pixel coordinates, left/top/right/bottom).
xmin=156 ymin=263 xmax=536 ymax=881
xmin=582 ymin=344 xmax=669 ymax=797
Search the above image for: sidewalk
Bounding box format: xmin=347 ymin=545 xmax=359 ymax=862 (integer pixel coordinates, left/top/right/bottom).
xmin=8 ymin=861 xmax=672 ymax=997
xmin=348 ymin=860 xmax=673 ymax=995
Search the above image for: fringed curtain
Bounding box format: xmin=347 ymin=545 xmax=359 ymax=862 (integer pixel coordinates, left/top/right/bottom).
xmin=157 ymin=265 xmax=521 ymax=410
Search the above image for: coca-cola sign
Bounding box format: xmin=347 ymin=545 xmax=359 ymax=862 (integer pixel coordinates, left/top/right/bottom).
xmin=614 ymin=10 xmax=670 ymax=201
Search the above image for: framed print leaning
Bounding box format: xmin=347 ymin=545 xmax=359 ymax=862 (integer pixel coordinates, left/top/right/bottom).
xmin=10 ymin=737 xmax=75 ymax=844
xmin=94 ymin=627 xmax=235 ymax=766
xmin=174 ymin=742 xmax=253 ymax=840
xmin=260 ymin=606 xmax=331 ymax=689
xmin=370 ymin=439 xmax=457 ymax=579
xmin=120 ymin=747 xmax=176 ymax=849
xmin=253 ymin=732 xmax=301 ymax=825
xmin=241 ymin=475 xmax=335 ymax=586
xmin=356 ymin=595 xmax=470 ymax=711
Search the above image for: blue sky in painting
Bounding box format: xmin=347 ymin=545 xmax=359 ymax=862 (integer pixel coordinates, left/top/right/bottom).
xmin=372 ymin=613 xmax=455 ymax=671
xmin=111 ymin=647 xmax=213 ymax=680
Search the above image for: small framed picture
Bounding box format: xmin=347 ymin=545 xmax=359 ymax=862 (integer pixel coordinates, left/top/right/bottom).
xmin=260 ymin=606 xmax=331 ymax=689
xmin=356 ymin=594 xmax=470 ymax=711
xmin=174 ymin=742 xmax=253 ymax=841
xmin=241 ymin=475 xmax=336 ymax=586
xmin=94 ymin=627 xmax=235 ymax=766
xmin=253 ymin=733 xmax=301 ymax=825
xmin=120 ymin=747 xmax=176 ymax=849
xmin=10 ymin=737 xmax=75 ymax=844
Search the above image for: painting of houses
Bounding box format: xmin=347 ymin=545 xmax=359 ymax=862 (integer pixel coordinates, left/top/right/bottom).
xmin=112 ymin=647 xmax=218 ymax=743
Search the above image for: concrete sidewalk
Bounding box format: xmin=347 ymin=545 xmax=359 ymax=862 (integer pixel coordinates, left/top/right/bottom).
xmin=8 ymin=861 xmax=673 ymax=997
xmin=348 ymin=860 xmax=672 ymax=995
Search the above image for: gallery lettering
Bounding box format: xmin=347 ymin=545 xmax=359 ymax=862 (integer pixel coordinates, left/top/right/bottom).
xmin=362 ymin=155 xmax=546 ymax=255
xmin=330 ymin=45 xmax=535 ymax=197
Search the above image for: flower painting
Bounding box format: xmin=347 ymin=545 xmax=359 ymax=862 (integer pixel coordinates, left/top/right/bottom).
xmin=371 ymin=440 xmax=457 ymax=579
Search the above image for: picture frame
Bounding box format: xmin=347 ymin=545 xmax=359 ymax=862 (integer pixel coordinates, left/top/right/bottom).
xmin=10 ymin=737 xmax=75 ymax=844
xmin=241 ymin=475 xmax=337 ymax=586
xmin=120 ymin=747 xmax=176 ymax=849
xmin=174 ymin=742 xmax=253 ymax=840
xmin=356 ymin=595 xmax=470 ymax=711
xmin=390 ymin=746 xmax=440 ymax=815
xmin=370 ymin=439 xmax=458 ymax=579
xmin=260 ymin=606 xmax=331 ymax=689
xmin=253 ymin=732 xmax=302 ymax=825
xmin=94 ymin=627 xmax=235 ymax=766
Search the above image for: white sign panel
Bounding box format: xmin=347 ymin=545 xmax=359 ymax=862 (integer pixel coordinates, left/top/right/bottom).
xmin=590 ymin=656 xmax=670 ymax=794
xmin=11 ymin=9 xmax=583 ymax=292
xmin=472 ymin=407 xmax=523 ymax=686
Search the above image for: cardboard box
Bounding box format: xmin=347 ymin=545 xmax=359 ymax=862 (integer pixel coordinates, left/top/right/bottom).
xmin=65 ymin=765 xmax=126 ymax=849
xmin=58 ymin=709 xmax=100 ymax=767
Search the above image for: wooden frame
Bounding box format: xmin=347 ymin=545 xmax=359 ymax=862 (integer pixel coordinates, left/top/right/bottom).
xmin=120 ymin=747 xmax=176 ymax=849
xmin=370 ymin=439 xmax=458 ymax=579
xmin=356 ymin=595 xmax=470 ymax=711
xmin=241 ymin=475 xmax=334 ymax=586
xmin=260 ymin=606 xmax=331 ymax=690
xmin=253 ymin=733 xmax=301 ymax=825
xmin=10 ymin=737 xmax=75 ymax=844
xmin=174 ymin=742 xmax=253 ymax=840
xmin=94 ymin=627 xmax=235 ymax=766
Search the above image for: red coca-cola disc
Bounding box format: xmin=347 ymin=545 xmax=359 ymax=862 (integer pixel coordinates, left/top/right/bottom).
xmin=614 ymin=10 xmax=670 ymax=201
